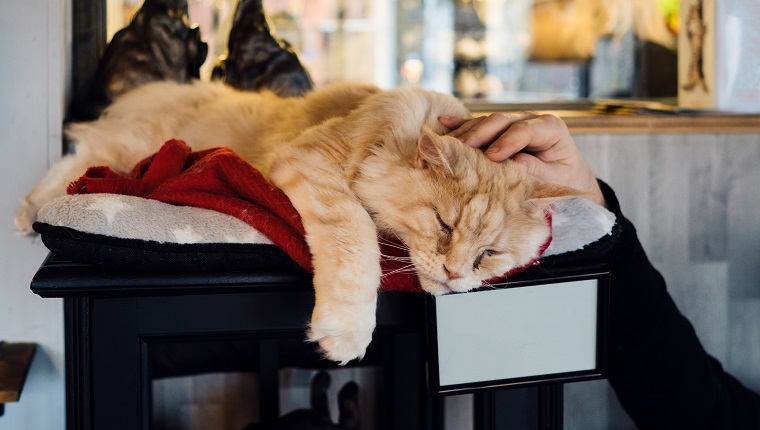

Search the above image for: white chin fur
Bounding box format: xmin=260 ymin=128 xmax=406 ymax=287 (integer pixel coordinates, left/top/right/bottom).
xmin=417 ymin=274 xmax=481 ymax=295
xmin=417 ymin=275 xmax=451 ymax=296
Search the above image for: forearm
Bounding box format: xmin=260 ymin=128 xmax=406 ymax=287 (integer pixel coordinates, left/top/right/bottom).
xmin=599 ymin=180 xmax=760 ymax=429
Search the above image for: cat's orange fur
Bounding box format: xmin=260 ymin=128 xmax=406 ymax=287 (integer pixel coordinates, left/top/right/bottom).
xmin=17 ymin=81 xmax=580 ymax=363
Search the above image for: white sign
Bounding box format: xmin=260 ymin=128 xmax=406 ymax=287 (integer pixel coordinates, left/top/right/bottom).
xmin=434 ymin=279 xmax=599 ymax=388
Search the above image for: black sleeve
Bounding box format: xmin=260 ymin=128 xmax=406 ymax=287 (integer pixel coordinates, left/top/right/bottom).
xmin=599 ymin=180 xmax=760 ymax=430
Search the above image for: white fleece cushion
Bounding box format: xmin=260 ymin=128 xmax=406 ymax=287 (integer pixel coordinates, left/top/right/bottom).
xmin=36 ymin=194 xmax=615 ymax=254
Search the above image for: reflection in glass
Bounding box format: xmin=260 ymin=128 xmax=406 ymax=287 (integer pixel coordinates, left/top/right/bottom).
xmin=105 ymin=0 xmax=678 ymax=102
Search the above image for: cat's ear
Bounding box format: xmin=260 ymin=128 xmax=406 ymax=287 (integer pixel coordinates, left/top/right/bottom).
xmin=415 ymin=128 xmax=458 ymax=175
xmin=524 ymin=180 xmax=585 ymax=216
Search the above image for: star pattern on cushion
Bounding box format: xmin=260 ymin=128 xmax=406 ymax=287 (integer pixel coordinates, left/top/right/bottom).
xmin=85 ymin=195 xmax=134 ymax=226
xmin=172 ymin=225 xmax=205 ymax=244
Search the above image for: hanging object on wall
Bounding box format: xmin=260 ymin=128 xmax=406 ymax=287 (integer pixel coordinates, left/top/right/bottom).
xmin=211 ymin=0 xmax=314 ymax=97
xmin=75 ymin=0 xmax=208 ymax=120
xmin=678 ymin=0 xmax=760 ymax=113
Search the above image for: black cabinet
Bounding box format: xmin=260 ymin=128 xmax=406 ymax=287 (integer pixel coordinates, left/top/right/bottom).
xmin=32 ymin=253 xmax=579 ymax=430
xmin=31 ymin=254 xmax=440 ymax=430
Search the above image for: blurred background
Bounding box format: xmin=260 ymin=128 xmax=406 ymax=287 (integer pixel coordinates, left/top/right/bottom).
xmin=106 ymin=0 xmax=678 ymax=101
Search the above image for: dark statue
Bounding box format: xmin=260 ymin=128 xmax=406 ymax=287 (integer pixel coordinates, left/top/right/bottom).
xmin=212 ymin=0 xmax=314 ymax=97
xmin=76 ymin=0 xmax=313 ymax=120
xmin=76 ymin=0 xmax=208 ymax=120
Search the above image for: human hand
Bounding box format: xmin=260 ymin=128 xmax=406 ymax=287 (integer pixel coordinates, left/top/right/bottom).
xmin=439 ymin=112 xmax=606 ymax=207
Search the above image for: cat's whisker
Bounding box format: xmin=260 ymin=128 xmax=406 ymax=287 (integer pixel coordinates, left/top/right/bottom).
xmin=479 ymin=281 xmax=498 ymax=291
xmin=390 ymin=231 xmax=406 ymax=242
xmin=377 ymin=233 xmax=409 ymax=245
xmin=366 ymin=248 xmax=413 ymax=262
xmin=381 ymin=256 xmax=414 ymax=263
xmin=387 ymin=234 xmax=412 ymax=250
xmin=381 ymin=265 xmax=416 ymax=276
xmin=482 ymin=279 xmax=508 ymax=289
xmin=376 ymin=239 xmax=410 ymax=253
xmin=380 ymin=257 xmax=414 ymax=266
xmin=381 ymin=264 xmax=417 ymax=277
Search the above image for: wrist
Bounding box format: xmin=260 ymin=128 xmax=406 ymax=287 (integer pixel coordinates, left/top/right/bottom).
xmin=586 ymin=178 xmax=607 ymax=208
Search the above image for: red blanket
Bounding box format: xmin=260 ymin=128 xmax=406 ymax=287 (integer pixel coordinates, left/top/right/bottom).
xmin=68 ymin=139 xmax=548 ymax=292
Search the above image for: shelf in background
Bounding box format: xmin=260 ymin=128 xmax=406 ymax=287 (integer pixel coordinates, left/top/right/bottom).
xmin=0 ymin=342 xmax=36 ymax=416
xmin=467 ymin=99 xmax=760 ymax=134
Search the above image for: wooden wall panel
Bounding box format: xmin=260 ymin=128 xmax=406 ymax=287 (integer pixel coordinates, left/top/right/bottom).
xmin=728 ymin=300 xmax=760 ymax=393
xmin=567 ymin=132 xmax=760 ymax=429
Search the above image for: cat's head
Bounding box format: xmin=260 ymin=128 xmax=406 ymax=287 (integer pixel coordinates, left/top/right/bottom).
xmin=363 ymin=129 xmax=583 ymax=295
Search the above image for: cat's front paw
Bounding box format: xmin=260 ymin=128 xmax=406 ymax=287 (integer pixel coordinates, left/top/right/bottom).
xmin=15 ymin=199 xmax=38 ymax=235
xmin=307 ymin=304 xmax=376 ymax=365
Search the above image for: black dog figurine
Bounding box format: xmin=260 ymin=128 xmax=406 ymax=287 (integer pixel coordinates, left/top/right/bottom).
xmin=76 ymin=0 xmax=208 ymax=120
xmin=212 ymin=0 xmax=313 ymax=97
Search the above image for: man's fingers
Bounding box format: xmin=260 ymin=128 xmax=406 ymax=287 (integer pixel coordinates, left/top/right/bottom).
xmin=444 ymin=116 xmax=485 ymax=138
xmin=487 ymin=113 xmax=569 ymax=159
xmin=442 ymin=112 xmax=571 ymax=167
xmin=457 ymin=112 xmax=540 ymax=149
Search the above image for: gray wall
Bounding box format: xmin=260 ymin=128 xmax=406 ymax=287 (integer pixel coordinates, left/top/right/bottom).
xmin=0 ymin=0 xmax=69 ymax=428
xmin=565 ymin=132 xmax=760 ymax=428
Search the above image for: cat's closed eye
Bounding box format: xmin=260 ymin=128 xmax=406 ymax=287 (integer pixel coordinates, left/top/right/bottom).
xmin=474 ymin=249 xmax=500 ymax=269
xmin=435 ymin=211 xmax=453 ymax=235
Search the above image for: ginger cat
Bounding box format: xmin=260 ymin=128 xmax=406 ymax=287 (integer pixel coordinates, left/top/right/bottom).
xmin=17 ymin=81 xmax=580 ymax=363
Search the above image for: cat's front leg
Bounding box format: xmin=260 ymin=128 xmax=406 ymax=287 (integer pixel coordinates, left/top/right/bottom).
xmin=306 ymin=216 xmax=380 ymax=364
xmin=270 ymin=164 xmax=381 ymax=365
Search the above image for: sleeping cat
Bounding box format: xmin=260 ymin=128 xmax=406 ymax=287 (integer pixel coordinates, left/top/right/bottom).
xmin=16 ymin=81 xmax=580 ymax=363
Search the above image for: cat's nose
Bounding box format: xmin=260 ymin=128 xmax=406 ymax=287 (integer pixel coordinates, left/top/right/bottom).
xmin=443 ymin=265 xmax=463 ymax=280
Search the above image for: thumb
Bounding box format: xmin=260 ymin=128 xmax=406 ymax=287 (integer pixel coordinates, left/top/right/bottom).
xmin=512 ymin=152 xmax=544 ymax=180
